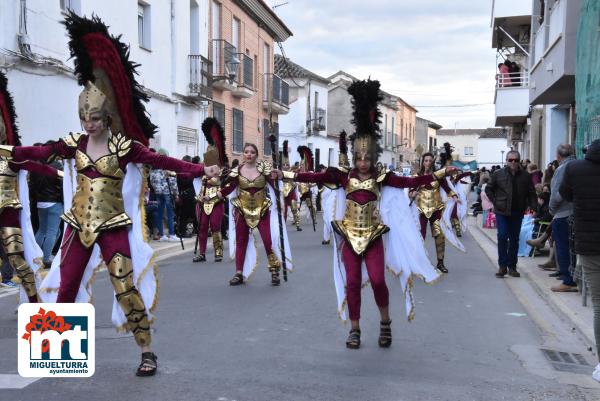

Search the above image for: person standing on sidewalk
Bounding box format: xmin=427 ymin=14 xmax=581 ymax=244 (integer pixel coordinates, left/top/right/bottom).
xmin=485 ymin=150 xmax=537 ymax=278
xmin=149 ymin=148 xmax=180 ymax=242
xmin=549 ymin=144 xmax=577 ymax=292
xmin=559 ymin=139 xmax=600 ymax=381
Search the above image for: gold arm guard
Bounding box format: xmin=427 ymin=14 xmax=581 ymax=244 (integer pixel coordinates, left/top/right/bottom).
xmin=0 ymin=145 xmax=14 ymax=158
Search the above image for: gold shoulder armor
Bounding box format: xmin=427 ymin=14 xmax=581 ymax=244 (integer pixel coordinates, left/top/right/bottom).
xmin=61 ymin=132 xmax=83 ymax=148
xmin=258 ymin=160 xmax=272 ymax=176
xmin=108 ymin=132 xmax=133 ymax=158
xmin=433 ymin=168 xmax=447 ymax=180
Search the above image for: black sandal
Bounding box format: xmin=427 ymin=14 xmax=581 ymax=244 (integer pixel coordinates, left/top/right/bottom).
xmin=436 ymin=260 xmax=448 ymax=274
xmin=346 ymin=329 xmax=361 ymax=349
xmin=271 ymin=270 xmax=280 ymax=286
xmin=136 ymin=352 xmax=157 ymax=377
xmin=229 ymin=272 xmax=244 ymax=286
xmin=214 ymin=256 xmax=223 ymax=262
xmin=193 ymin=254 xmax=206 ymax=263
xmin=378 ymin=320 xmax=392 ymax=348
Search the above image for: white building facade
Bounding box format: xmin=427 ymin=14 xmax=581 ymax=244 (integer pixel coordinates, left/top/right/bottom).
xmin=1 ymin=0 xmax=213 ymax=157
xmin=275 ymin=55 xmax=338 ymax=167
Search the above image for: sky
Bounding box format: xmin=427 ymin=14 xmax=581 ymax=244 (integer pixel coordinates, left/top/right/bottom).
xmin=269 ymin=0 xmax=498 ymax=130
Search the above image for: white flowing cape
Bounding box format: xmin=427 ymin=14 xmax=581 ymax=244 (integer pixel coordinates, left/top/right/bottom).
xmin=227 ymin=181 xmax=293 ymax=280
xmin=321 ymin=187 xmax=335 ymax=242
xmin=39 ymin=161 xmax=158 ymax=331
xmin=17 ymin=171 xmax=44 ymax=303
xmin=328 ymin=186 xmax=441 ymax=322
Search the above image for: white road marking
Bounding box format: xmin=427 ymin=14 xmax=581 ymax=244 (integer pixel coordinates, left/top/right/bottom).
xmin=0 ymin=374 xmax=41 ymax=389
xmin=506 ymin=312 xmax=527 ymax=317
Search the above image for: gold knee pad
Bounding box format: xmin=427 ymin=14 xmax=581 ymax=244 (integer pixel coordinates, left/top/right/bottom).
xmin=0 ymin=227 xmax=38 ymax=299
xmin=451 ymin=218 xmax=461 ymax=235
xmin=267 ymin=253 xmax=281 ymax=273
xmin=291 ymin=200 xmax=300 ymax=226
xmin=107 ymin=253 xmax=151 ymax=347
xmin=212 ymin=232 xmax=223 ymax=258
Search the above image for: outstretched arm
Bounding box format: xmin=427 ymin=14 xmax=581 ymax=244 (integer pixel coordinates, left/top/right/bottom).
xmin=12 ymin=140 xmax=75 ymax=162
xmin=280 ymin=167 xmax=343 ymax=186
xmin=10 ymin=160 xmax=61 ymax=178
xmin=127 ymin=143 xmax=206 ymax=177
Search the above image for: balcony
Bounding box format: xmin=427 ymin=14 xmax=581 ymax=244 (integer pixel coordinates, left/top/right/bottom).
xmin=494 ymin=71 xmax=530 ymax=126
xmin=262 ymin=73 xmax=289 ymax=115
xmin=210 ymin=39 xmax=237 ymax=91
xmin=529 ymin=0 xmax=580 ymax=105
xmin=188 ymin=55 xmax=212 ymax=99
xmin=231 ymin=53 xmax=255 ymax=98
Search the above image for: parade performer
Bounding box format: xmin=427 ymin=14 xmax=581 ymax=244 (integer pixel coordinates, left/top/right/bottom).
xmin=276 ymin=80 xmax=455 ymax=349
xmin=409 ymin=151 xmax=462 ymax=274
xmin=281 ymin=140 xmax=301 ymax=231
xmin=438 ymin=142 xmax=470 ymax=237
xmin=193 ymin=118 xmax=227 ymax=263
xmin=2 ymin=13 xmax=219 ymax=376
xmin=0 ymin=72 xmax=58 ymax=303
xmin=297 ymin=146 xmax=317 ymax=231
xmin=220 ymin=143 xmax=293 ymax=286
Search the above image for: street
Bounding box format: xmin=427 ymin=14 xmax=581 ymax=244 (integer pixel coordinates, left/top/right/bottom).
xmin=1 ymin=217 xmax=599 ymax=401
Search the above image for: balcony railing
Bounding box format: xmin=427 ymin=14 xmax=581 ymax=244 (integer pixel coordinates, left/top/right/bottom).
xmin=263 ymin=73 xmax=289 ymax=113
xmin=495 ymin=71 xmax=530 ymax=89
xmin=235 ymin=53 xmax=254 ymax=90
xmin=211 ymin=39 xmax=237 ymax=81
xmin=188 ymin=55 xmax=212 ymax=99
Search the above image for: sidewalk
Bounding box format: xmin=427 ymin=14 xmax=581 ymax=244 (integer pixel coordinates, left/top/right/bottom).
xmin=0 ymin=236 xmax=199 ymax=299
xmin=469 ymin=214 xmax=595 ymax=347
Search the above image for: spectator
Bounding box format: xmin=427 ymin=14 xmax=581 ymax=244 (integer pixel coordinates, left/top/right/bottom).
xmin=549 ymin=143 xmax=577 ymax=292
xmin=177 ymin=155 xmax=197 ymax=238
xmin=534 ymin=183 xmax=543 ymax=195
xmin=510 ymin=61 xmax=521 ymax=86
xmin=0 ymin=246 xmax=16 ymax=288
xmin=485 ymin=150 xmax=537 ymax=278
xmin=543 ymin=160 xmax=559 ymax=186
xmin=30 ymin=159 xmax=64 ymax=268
xmin=542 ymin=183 xmax=551 ymax=193
xmin=559 ymin=139 xmax=600 ymax=381
xmin=497 ymin=63 xmax=510 ymax=87
xmin=528 ymin=163 xmax=543 ymax=186
xmin=149 ymin=148 xmax=179 ymax=242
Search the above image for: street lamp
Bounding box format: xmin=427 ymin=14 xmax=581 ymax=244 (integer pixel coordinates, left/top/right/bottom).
xmin=500 ymin=150 xmax=505 ymax=167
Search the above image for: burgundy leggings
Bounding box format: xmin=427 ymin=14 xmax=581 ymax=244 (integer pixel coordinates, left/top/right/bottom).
xmin=234 ymin=209 xmax=273 ymax=272
xmin=342 ymin=237 xmax=389 ymax=321
xmin=196 ymin=202 xmax=224 ymax=254
xmin=283 ymin=190 xmax=297 ymax=221
xmin=419 ymin=210 xmax=443 ymax=239
xmin=56 ymin=226 xmax=131 ymax=302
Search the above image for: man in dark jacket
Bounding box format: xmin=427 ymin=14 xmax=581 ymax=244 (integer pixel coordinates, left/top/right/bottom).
xmin=559 ymin=139 xmax=600 ymax=381
xmin=485 ymin=150 xmax=537 ymax=277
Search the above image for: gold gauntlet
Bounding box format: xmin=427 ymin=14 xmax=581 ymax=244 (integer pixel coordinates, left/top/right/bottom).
xmin=0 ymin=145 xmax=14 ymax=158
xmin=282 ymin=170 xmax=296 ymax=180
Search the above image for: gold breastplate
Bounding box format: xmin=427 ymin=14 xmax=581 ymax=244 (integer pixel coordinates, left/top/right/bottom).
xmin=62 ymin=145 xmax=131 ymax=248
xmin=416 ymin=178 xmax=444 ymax=218
xmin=331 ymin=176 xmax=388 ymax=255
xmin=0 ymin=158 xmax=21 ymax=210
xmin=282 ymin=179 xmax=296 ymax=197
xmin=201 ymin=177 xmax=222 ymax=215
xmin=231 ymin=174 xmax=271 ymax=229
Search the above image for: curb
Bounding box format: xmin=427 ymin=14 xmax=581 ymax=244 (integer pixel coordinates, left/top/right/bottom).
xmin=469 ymin=216 xmax=595 ymax=348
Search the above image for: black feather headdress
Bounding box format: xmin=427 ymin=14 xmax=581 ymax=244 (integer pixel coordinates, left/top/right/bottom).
xmin=297 ymin=145 xmax=314 ymax=171
xmin=0 ymin=71 xmax=20 ymax=146
xmin=347 ymin=79 xmax=383 ymax=162
xmin=202 ymin=117 xmax=228 ymax=167
xmin=64 ymin=11 xmax=156 ymax=145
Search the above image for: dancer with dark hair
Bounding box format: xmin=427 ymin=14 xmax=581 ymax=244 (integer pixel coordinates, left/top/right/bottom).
xmin=220 ymin=143 xmax=292 ymax=286
xmin=281 ymin=140 xmax=301 ymax=231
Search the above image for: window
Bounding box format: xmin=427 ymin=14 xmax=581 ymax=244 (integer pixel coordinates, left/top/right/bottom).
xmin=464 ymin=146 xmax=474 ymax=156
xmin=60 ymin=0 xmax=81 ymax=14
xmin=212 ymin=1 xmax=221 ymax=40
xmin=138 ymin=3 xmax=151 ymax=50
xmin=177 ymin=127 xmax=198 ymax=157
xmin=232 ymin=108 xmax=244 ymax=153
xmin=263 ymin=43 xmax=270 ymax=74
xmin=232 ymin=17 xmax=240 ymax=51
xmin=212 ymin=102 xmax=225 ymax=129
xmin=190 ymin=0 xmax=200 ymax=54
xmin=315 ymin=148 xmax=320 ymax=169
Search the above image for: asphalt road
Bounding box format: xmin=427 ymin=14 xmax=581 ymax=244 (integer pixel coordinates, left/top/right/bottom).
xmin=1 ymin=217 xmax=599 ymax=401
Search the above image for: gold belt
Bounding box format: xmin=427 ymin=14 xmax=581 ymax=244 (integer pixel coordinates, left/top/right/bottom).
xmin=0 ymin=175 xmax=21 ymax=210
xmin=332 ymin=200 xmax=388 ymax=255
xmin=231 ymin=188 xmax=271 ymax=229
